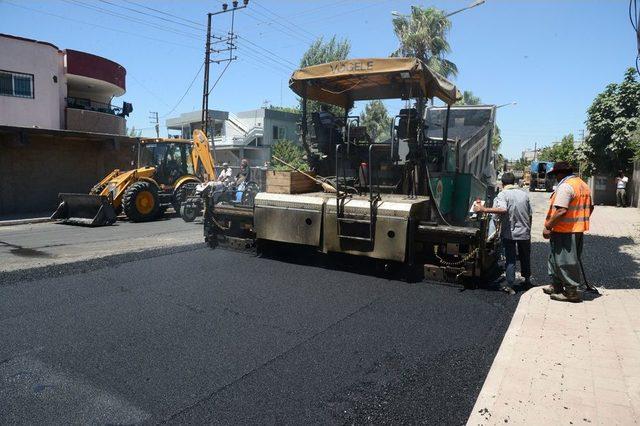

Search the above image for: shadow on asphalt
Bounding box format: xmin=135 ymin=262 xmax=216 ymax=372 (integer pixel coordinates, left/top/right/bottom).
xmin=530 ymin=235 xmax=639 ymax=290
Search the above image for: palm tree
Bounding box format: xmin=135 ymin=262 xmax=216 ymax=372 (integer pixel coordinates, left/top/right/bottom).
xmin=391 ymin=6 xmax=457 ymax=79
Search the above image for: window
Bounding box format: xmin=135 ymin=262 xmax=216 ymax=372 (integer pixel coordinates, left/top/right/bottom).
xmin=272 ymin=125 xmax=286 ymax=141
xmin=0 ymin=70 xmax=34 ymax=98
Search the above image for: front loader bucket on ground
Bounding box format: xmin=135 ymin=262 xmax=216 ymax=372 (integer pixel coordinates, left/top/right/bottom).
xmin=51 ymin=193 xmax=118 ymax=226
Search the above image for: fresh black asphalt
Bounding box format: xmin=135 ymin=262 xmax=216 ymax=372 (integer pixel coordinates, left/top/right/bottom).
xmin=0 ymin=245 xmax=519 ymax=425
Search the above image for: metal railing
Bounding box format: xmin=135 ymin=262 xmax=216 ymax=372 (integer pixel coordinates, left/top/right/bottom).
xmin=66 ymin=97 xmax=122 ymax=116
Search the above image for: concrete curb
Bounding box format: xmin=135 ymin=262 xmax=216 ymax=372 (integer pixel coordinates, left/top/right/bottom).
xmin=0 ymin=217 xmax=52 ymax=227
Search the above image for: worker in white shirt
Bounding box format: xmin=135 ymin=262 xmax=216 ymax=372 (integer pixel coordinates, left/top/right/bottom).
xmin=615 ymin=170 xmax=629 ymax=207
xmin=218 ymin=162 xmax=233 ymax=184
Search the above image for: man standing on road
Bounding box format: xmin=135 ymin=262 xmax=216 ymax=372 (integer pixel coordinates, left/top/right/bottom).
xmin=474 ymin=172 xmax=532 ymax=295
xmin=615 ymin=170 xmax=629 ymax=207
xmin=543 ymin=162 xmax=594 ymax=303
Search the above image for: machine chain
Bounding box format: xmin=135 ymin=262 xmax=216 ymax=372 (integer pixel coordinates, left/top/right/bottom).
xmin=434 ymin=247 xmax=479 ymax=267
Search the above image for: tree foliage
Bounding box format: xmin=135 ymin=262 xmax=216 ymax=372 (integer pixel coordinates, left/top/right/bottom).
xmin=538 ymin=133 xmax=576 ymax=163
xmin=268 ymin=104 xmax=300 ymax=114
xmin=359 ymin=100 xmax=392 ymax=142
xmin=299 ymin=36 xmax=351 ymax=117
xmin=511 ymin=157 xmax=531 ymax=172
xmin=457 ymin=90 xmax=481 ymax=106
xmin=391 ymin=6 xmax=457 ymax=78
xmin=270 ymin=139 xmax=309 ymax=171
xmin=582 ymin=68 xmax=640 ymax=175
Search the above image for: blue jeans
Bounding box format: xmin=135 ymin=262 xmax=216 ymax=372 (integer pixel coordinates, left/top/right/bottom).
xmin=503 ymin=238 xmax=531 ymax=287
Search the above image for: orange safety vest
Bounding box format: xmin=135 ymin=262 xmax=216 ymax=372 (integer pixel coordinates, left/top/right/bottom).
xmin=546 ymin=176 xmax=592 ymax=233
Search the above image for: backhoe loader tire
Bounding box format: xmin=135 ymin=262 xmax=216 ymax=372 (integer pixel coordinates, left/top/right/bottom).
xmin=122 ymin=181 xmax=159 ymax=222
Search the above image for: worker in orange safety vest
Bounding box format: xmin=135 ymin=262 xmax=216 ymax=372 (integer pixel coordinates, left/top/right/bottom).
xmin=542 ymin=162 xmax=594 ymax=303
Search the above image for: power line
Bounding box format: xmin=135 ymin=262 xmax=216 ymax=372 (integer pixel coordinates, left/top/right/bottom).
xmin=98 ymin=0 xmax=205 ymax=32
xmin=237 ymin=35 xmax=298 ymax=68
xmin=4 ymin=1 xmax=199 ymax=50
xmin=214 ymin=0 xmax=314 ymax=45
xmin=161 ymin=62 xmax=205 ymax=118
xmin=61 ymin=0 xmax=203 ymax=40
xmin=250 ymin=0 xmax=318 ymax=40
xmin=127 ymin=0 xmax=205 ymax=28
xmin=235 ymin=43 xmax=293 ymax=74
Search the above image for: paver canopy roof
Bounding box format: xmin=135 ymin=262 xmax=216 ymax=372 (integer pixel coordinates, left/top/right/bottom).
xmin=289 ymin=57 xmax=460 ymax=108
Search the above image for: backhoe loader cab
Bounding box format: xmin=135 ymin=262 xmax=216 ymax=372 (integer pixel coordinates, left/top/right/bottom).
xmin=52 ymin=130 xmax=216 ymax=226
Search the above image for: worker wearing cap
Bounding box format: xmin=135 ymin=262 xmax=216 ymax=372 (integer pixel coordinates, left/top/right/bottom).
xmin=542 ymin=162 xmax=594 ymax=302
xmin=474 ymin=172 xmax=532 ymax=295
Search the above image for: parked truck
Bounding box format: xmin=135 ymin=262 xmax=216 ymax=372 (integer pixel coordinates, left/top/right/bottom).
xmin=529 ymin=161 xmax=555 ymax=192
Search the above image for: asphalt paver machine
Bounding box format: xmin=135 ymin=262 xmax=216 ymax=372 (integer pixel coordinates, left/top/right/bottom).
xmin=204 ymin=58 xmax=501 ymax=284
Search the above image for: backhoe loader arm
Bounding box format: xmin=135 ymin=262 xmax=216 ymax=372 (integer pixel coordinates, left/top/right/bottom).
xmin=191 ymin=129 xmax=217 ymax=181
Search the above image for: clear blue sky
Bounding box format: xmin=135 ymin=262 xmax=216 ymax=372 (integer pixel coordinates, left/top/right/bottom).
xmin=1 ymin=0 xmax=634 ymax=158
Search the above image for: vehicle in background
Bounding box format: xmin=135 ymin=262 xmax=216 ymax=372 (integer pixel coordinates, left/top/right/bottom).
xmin=51 ymin=130 xmax=216 ymax=226
xmin=529 ymin=161 xmax=555 ymax=192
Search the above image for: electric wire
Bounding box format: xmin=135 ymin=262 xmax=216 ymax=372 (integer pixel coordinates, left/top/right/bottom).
xmin=250 ymin=0 xmax=318 ymax=40
xmin=61 ymin=0 xmax=203 ymax=40
xmin=99 ymin=0 xmax=205 ymax=31
xmin=630 ymin=0 xmax=640 ymax=75
xmin=4 ymin=1 xmax=199 ymax=50
xmin=161 ymin=62 xmax=205 ymax=118
xmin=126 ymin=0 xmax=205 ymax=28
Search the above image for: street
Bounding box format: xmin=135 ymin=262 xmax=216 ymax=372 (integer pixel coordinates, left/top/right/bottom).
xmin=1 ymin=191 xmax=638 ymax=424
xmin=0 ymin=214 xmax=201 ymax=273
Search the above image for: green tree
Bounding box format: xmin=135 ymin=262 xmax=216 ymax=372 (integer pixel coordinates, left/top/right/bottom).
xmin=390 ymin=6 xmax=457 ymax=78
xmin=583 ymin=68 xmax=640 ymax=175
xmin=299 ymin=36 xmax=351 ymax=117
xmin=538 ymin=134 xmax=576 ymax=162
xmin=511 ymin=157 xmax=531 ymax=172
xmin=359 ymin=100 xmax=392 ymax=142
xmin=268 ymin=104 xmax=301 ymax=114
xmin=457 ymin=90 xmax=481 ymax=105
xmin=491 ymin=125 xmax=502 ymax=152
xmin=271 ymin=139 xmax=309 ymax=171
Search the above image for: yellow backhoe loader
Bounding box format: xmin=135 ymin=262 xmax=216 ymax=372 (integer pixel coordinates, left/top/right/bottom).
xmin=52 ymin=129 xmax=216 ymax=226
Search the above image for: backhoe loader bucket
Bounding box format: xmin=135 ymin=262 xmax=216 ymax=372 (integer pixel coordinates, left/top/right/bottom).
xmin=51 ymin=193 xmax=118 ymax=226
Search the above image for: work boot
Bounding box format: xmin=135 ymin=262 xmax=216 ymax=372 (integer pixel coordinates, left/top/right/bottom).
xmin=542 ymin=284 xmax=562 ymax=295
xmin=550 ymin=287 xmax=582 ymax=303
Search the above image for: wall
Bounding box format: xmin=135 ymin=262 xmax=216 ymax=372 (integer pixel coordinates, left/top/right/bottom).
xmin=588 ymin=175 xmax=617 ymax=206
xmin=66 ymin=108 xmax=126 ymax=135
xmin=0 ymin=36 xmax=66 ymax=129
xmin=0 ymin=127 xmax=137 ymax=215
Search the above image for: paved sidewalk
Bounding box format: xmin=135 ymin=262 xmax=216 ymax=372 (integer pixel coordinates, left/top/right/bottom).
xmin=469 ymin=202 xmax=640 ymax=425
xmin=467 ymin=288 xmax=640 ymax=425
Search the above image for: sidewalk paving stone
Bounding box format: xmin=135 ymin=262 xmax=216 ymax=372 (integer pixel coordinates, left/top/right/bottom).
xmin=468 ymin=202 xmax=640 ymax=425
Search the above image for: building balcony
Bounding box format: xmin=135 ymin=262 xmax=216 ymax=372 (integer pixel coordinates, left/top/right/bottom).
xmin=65 ymin=97 xmax=126 ymax=135
xmin=64 ymin=49 xmax=126 ymax=100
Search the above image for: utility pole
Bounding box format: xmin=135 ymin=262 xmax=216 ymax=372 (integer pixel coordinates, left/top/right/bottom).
xmin=533 ymin=141 xmax=537 ymax=161
xmin=201 ymin=0 xmax=249 ymax=137
xmin=149 ymin=111 xmax=159 ymax=138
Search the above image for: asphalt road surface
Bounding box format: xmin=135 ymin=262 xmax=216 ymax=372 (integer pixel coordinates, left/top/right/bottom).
xmin=0 ymin=244 xmax=518 ymax=425
xmin=5 ymin=190 xmax=607 ymax=424
xmin=0 ymin=215 xmax=201 ymax=272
